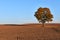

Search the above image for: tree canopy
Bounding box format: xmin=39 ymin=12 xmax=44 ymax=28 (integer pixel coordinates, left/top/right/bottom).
xmin=34 ymin=7 xmax=53 ymax=23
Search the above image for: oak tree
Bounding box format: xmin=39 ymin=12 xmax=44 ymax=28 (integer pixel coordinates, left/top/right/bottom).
xmin=34 ymin=7 xmax=53 ymax=27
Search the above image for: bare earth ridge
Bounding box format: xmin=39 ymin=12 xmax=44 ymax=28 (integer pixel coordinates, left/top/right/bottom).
xmin=0 ymin=23 xmax=60 ymax=40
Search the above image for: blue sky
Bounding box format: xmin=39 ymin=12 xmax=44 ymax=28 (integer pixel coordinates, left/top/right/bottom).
xmin=0 ymin=0 xmax=60 ymax=24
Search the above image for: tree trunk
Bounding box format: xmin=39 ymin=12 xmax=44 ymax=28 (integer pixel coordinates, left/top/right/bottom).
xmin=42 ymin=23 xmax=44 ymax=27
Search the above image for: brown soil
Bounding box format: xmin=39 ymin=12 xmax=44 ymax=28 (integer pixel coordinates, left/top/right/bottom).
xmin=0 ymin=23 xmax=60 ymax=40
